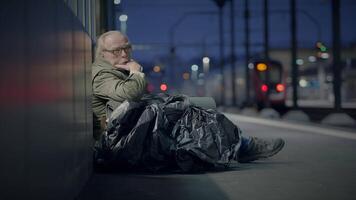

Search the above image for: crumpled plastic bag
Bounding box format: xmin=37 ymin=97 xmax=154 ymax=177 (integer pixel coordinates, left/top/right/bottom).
xmin=95 ymin=94 xmax=241 ymax=172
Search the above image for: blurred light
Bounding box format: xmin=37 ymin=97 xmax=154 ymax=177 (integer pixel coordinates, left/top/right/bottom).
xmin=160 ymin=83 xmax=168 ymax=91
xmin=296 ymin=59 xmax=304 ymax=65
xmin=276 ymin=84 xmax=285 ymax=92
xmin=147 ymin=83 xmax=154 ymax=93
xmin=198 ymin=73 xmax=204 ymax=78
xmin=316 ymin=42 xmax=327 ymax=52
xmin=203 ymin=57 xmax=210 ymax=74
xmin=114 ymin=0 xmax=121 ymax=4
xmin=182 ymin=72 xmax=190 ymax=80
xmin=248 ymin=63 xmax=254 ymax=69
xmin=299 ymin=79 xmax=308 ymax=87
xmin=256 ymin=63 xmax=267 ymax=71
xmin=119 ymin=14 xmax=128 ymax=22
xmin=326 ymin=75 xmax=333 ymax=82
xmin=153 ymin=66 xmax=161 ymax=73
xmin=321 ymin=52 xmax=329 ymax=59
xmin=191 ymin=64 xmax=198 ymax=71
xmin=261 ymin=84 xmax=268 ymax=92
xmin=202 ymin=57 xmax=210 ymax=64
xmin=308 ymin=56 xmax=317 ymax=62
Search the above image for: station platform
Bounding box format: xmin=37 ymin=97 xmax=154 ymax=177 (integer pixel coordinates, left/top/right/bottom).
xmin=286 ymin=99 xmax=356 ymax=109
xmin=78 ymin=114 xmax=356 ymax=200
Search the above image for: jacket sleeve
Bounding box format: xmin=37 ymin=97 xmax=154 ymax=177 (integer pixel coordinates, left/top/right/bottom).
xmin=93 ymin=71 xmax=147 ymax=102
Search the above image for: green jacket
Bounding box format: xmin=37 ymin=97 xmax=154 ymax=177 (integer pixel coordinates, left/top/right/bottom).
xmin=92 ymin=58 xmax=147 ymax=118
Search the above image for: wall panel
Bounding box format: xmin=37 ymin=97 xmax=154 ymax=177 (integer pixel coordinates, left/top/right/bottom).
xmin=0 ymin=0 xmax=93 ymax=199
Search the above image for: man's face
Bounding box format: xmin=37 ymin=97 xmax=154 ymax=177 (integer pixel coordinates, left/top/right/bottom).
xmin=102 ymin=33 xmax=132 ymax=66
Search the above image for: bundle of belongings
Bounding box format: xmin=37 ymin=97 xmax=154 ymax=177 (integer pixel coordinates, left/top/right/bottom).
xmin=94 ymin=94 xmax=242 ymax=172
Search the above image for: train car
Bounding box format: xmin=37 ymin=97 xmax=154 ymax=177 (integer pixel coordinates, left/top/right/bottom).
xmin=250 ymin=59 xmax=286 ymax=109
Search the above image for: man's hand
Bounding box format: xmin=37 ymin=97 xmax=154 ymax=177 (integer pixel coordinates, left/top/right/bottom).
xmin=115 ymin=60 xmax=142 ymax=72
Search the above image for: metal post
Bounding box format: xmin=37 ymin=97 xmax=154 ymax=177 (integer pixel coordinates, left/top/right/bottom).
xmin=100 ymin=0 xmax=108 ymax=32
xmin=332 ymin=0 xmax=341 ymax=111
xmin=106 ymin=0 xmax=114 ymax=30
xmin=263 ymin=0 xmax=269 ymax=60
xmin=244 ymin=0 xmax=250 ymax=106
xmin=263 ymin=0 xmax=270 ymax=107
xmin=230 ymin=0 xmax=236 ymax=106
xmin=218 ymin=6 xmax=225 ymax=106
xmin=290 ymin=0 xmax=298 ymax=108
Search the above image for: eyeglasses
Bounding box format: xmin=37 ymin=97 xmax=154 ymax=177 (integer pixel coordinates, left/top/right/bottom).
xmin=103 ymin=44 xmax=132 ymax=56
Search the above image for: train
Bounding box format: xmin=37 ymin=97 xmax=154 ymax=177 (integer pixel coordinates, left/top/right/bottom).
xmin=203 ymin=59 xmax=287 ymax=110
xmin=249 ymin=59 xmax=287 ymax=109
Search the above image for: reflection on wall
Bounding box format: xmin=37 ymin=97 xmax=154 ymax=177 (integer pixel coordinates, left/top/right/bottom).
xmin=0 ymin=0 xmax=92 ymax=199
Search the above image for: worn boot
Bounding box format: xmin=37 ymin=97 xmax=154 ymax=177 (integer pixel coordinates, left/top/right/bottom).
xmin=238 ymin=137 xmax=285 ymax=163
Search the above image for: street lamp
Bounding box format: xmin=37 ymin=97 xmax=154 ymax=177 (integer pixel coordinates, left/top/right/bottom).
xmin=191 ymin=64 xmax=199 ymax=81
xmin=168 ymin=11 xmax=217 ymax=94
xmin=119 ymin=14 xmax=128 ymax=34
xmin=212 ymin=0 xmax=227 ymax=106
xmin=202 ymin=56 xmax=210 ymax=74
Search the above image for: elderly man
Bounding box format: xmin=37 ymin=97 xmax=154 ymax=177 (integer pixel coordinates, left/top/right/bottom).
xmin=92 ymin=31 xmax=147 ymax=136
xmin=92 ymin=31 xmax=284 ymax=171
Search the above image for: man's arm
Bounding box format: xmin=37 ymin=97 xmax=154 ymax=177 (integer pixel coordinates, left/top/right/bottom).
xmin=93 ymin=70 xmax=147 ymax=102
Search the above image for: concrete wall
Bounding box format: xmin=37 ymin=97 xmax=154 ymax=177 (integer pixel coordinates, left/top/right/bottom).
xmin=0 ymin=0 xmax=93 ymax=199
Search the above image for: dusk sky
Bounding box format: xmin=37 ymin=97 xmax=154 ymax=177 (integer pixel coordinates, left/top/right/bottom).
xmin=115 ymin=0 xmax=356 ymax=64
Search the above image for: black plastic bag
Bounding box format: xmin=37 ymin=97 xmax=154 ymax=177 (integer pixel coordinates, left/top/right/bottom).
xmin=95 ymin=94 xmax=242 ymax=172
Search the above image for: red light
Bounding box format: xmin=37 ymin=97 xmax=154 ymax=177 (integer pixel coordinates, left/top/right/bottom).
xmin=261 ymin=84 xmax=268 ymax=92
xmin=276 ymin=83 xmax=285 ymax=92
xmin=160 ymin=83 xmax=168 ymax=91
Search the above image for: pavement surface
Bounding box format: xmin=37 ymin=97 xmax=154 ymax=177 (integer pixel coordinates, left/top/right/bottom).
xmin=77 ymin=114 xmax=356 ymax=200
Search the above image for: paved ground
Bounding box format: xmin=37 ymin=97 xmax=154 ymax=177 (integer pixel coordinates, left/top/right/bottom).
xmin=78 ymin=114 xmax=356 ymax=200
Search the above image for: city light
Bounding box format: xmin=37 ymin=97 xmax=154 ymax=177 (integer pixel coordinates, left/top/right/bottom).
xmin=308 ymin=56 xmax=317 ymax=62
xmin=321 ymin=52 xmax=329 ymax=59
xmin=182 ymin=72 xmax=190 ymax=80
xmin=153 ymin=66 xmax=161 ymax=73
xmin=160 ymin=83 xmax=168 ymax=91
xmin=191 ymin=64 xmax=199 ymax=71
xmin=202 ymin=57 xmax=210 ymax=73
xmin=276 ymin=84 xmax=285 ymax=92
xmin=119 ymin=14 xmax=128 ymax=34
xmin=296 ymin=59 xmax=304 ymax=65
xmin=316 ymin=42 xmax=327 ymax=52
xmin=119 ymin=14 xmax=128 ymax=22
xmin=261 ymin=84 xmax=268 ymax=92
xmin=202 ymin=57 xmax=210 ymax=64
xmin=299 ymin=79 xmax=308 ymax=87
xmin=257 ymin=63 xmax=267 ymax=71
